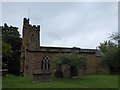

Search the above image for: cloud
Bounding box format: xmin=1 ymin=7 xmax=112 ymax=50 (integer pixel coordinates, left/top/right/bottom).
xmin=2 ymin=2 xmax=118 ymax=49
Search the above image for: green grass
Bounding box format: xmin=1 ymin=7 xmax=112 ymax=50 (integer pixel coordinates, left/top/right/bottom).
xmin=0 ymin=76 xmax=2 ymax=89
xmin=2 ymin=74 xmax=118 ymax=88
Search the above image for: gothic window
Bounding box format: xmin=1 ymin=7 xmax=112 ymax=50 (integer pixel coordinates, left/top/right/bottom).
xmin=41 ymin=56 xmax=50 ymax=70
xmin=30 ymin=34 xmax=35 ymax=42
xmin=41 ymin=59 xmax=43 ymax=69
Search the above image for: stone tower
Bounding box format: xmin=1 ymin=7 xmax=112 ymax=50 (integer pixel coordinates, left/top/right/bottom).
xmin=22 ymin=18 xmax=40 ymax=50
xmin=20 ymin=18 xmax=40 ymax=75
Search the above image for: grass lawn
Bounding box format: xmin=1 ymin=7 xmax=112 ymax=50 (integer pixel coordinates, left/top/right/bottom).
xmin=2 ymin=74 xmax=118 ymax=88
xmin=0 ymin=76 xmax=2 ymax=89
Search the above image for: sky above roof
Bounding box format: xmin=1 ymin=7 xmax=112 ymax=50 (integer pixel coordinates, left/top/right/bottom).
xmin=2 ymin=2 xmax=118 ymax=49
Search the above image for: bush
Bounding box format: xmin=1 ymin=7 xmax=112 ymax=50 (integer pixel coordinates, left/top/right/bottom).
xmin=54 ymin=70 xmax=63 ymax=78
xmin=54 ymin=53 xmax=87 ymax=78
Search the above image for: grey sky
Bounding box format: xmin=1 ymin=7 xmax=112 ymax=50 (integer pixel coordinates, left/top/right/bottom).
xmin=2 ymin=2 xmax=118 ymax=49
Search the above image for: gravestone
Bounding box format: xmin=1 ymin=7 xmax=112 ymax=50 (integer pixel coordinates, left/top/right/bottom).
xmin=0 ymin=69 xmax=8 ymax=77
xmin=32 ymin=72 xmax=52 ymax=83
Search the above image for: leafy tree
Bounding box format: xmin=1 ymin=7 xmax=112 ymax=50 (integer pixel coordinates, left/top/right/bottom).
xmin=55 ymin=53 xmax=86 ymax=68
xmin=98 ymin=32 xmax=119 ymax=73
xmin=98 ymin=40 xmax=117 ymax=54
xmin=2 ymin=23 xmax=22 ymax=74
xmin=54 ymin=53 xmax=87 ymax=78
xmin=0 ymin=41 xmax=2 ymax=69
xmin=109 ymin=32 xmax=120 ymax=45
xmin=2 ymin=41 xmax=12 ymax=69
xmin=2 ymin=41 xmax=12 ymax=58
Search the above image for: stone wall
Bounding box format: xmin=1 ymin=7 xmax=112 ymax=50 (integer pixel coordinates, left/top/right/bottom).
xmin=85 ymin=54 xmax=97 ymax=74
xmin=22 ymin=50 xmax=101 ymax=76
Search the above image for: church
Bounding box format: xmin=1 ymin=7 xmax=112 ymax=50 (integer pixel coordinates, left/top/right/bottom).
xmin=20 ymin=18 xmax=108 ymax=76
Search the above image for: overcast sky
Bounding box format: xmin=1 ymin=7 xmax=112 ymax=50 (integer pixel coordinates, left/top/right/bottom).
xmin=2 ymin=2 xmax=118 ymax=49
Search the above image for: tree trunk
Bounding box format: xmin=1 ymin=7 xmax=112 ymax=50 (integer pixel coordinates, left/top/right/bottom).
xmin=61 ymin=64 xmax=71 ymax=78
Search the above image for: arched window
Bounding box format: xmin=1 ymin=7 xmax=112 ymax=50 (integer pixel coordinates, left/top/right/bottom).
xmin=41 ymin=56 xmax=50 ymax=70
xmin=41 ymin=59 xmax=44 ymax=69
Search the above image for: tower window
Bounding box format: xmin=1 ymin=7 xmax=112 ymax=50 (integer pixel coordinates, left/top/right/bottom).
xmin=30 ymin=34 xmax=35 ymax=42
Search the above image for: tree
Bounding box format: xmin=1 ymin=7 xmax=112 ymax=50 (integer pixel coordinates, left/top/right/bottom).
xmin=109 ymin=32 xmax=120 ymax=46
xmin=54 ymin=53 xmax=87 ymax=78
xmin=98 ymin=40 xmax=117 ymax=54
xmin=98 ymin=32 xmax=119 ymax=73
xmin=2 ymin=41 xmax=12 ymax=58
xmin=2 ymin=23 xmax=22 ymax=74
xmin=2 ymin=41 xmax=12 ymax=69
xmin=0 ymin=41 xmax=2 ymax=69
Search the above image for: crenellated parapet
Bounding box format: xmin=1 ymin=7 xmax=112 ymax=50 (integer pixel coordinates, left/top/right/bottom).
xmin=23 ymin=18 xmax=40 ymax=31
xmin=23 ymin=18 xmax=29 ymax=25
xmin=28 ymin=24 xmax=40 ymax=31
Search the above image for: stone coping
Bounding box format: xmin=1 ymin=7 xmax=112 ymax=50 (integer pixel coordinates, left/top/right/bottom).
xmin=32 ymin=72 xmax=52 ymax=75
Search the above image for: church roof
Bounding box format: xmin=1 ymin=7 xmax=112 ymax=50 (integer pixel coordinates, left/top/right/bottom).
xmin=27 ymin=46 xmax=102 ymax=57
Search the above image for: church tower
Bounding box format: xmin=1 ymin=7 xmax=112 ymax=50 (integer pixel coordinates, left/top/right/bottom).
xmin=22 ymin=18 xmax=40 ymax=50
xmin=20 ymin=18 xmax=40 ymax=75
